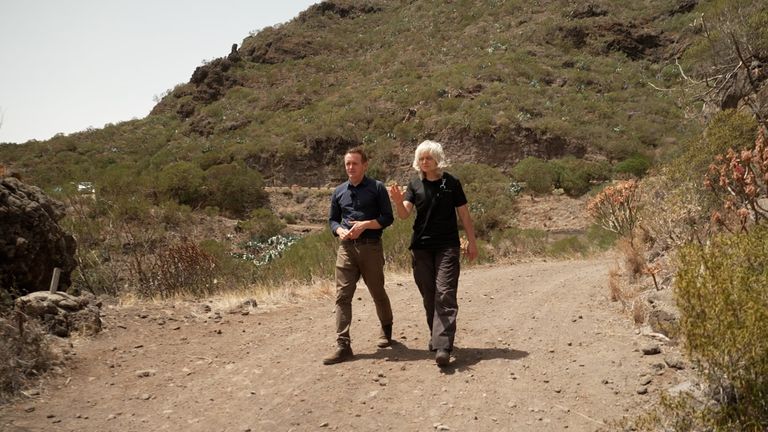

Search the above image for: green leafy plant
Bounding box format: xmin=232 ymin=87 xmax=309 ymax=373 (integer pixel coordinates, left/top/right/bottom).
xmin=674 ymin=227 xmax=768 ymax=430
xmin=511 ymin=157 xmax=556 ymax=195
xmin=237 ymin=208 xmax=286 ymax=241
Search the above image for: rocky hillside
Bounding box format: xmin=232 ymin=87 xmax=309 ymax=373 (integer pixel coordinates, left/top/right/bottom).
xmin=0 ymin=0 xmax=706 ymax=189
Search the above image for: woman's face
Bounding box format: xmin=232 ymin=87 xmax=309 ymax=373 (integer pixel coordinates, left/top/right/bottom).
xmin=418 ymin=152 xmax=438 ymax=173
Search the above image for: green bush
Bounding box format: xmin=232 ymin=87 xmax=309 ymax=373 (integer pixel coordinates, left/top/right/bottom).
xmin=614 ymin=153 xmax=652 ymax=178
xmin=157 ymin=161 xmax=205 ymax=206
xmin=667 ymin=110 xmax=757 ymax=185
xmin=237 ymin=208 xmax=286 ymax=241
xmin=254 ymin=230 xmax=337 ymax=285
xmin=551 ymin=156 xmax=611 ymax=197
xmin=383 ymin=217 xmax=415 ymax=271
xmin=450 ymin=163 xmax=516 ymax=235
xmin=674 ymin=227 xmax=768 ymax=430
xmin=511 ymin=157 xmax=556 ymax=194
xmin=204 ymin=163 xmax=267 ymax=218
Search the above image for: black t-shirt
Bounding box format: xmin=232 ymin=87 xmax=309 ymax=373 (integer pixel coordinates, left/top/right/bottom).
xmin=404 ymin=172 xmax=468 ymax=250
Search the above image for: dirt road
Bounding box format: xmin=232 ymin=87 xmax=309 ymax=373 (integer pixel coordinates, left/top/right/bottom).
xmin=1 ymin=258 xmax=687 ymax=431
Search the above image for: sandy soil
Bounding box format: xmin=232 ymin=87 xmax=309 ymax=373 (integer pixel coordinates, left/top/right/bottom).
xmin=0 ymin=257 xmax=690 ymax=432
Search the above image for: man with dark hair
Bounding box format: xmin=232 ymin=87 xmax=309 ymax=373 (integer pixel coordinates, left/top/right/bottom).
xmin=324 ymin=147 xmax=394 ymax=365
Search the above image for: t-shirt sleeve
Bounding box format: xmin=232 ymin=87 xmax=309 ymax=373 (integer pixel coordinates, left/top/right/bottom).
xmin=403 ymin=180 xmax=416 ymax=203
xmin=452 ymin=177 xmax=468 ymax=207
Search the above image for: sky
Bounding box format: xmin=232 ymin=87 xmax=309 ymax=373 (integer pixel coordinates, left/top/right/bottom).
xmin=0 ymin=0 xmax=319 ymax=144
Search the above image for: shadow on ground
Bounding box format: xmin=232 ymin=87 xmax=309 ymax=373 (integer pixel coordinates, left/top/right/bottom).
xmin=353 ymin=341 xmax=529 ymax=373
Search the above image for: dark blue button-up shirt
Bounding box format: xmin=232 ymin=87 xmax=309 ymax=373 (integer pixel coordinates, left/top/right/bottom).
xmin=329 ymin=176 xmax=394 ymax=239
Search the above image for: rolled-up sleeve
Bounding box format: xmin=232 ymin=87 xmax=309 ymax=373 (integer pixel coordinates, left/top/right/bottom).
xmin=376 ymin=182 xmax=394 ymax=228
xmin=329 ymin=190 xmax=342 ymax=235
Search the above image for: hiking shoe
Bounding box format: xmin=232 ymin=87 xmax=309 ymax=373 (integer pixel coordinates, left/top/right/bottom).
xmin=377 ymin=323 xmax=393 ymax=348
xmin=322 ymin=344 xmax=353 ymax=365
xmin=435 ymin=349 xmax=451 ymax=367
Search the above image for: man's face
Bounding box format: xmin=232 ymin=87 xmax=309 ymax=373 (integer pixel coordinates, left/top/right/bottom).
xmin=344 ymin=152 xmax=367 ymax=183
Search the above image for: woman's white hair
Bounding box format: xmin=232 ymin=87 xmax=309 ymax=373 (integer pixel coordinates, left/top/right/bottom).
xmin=412 ymin=140 xmax=449 ymax=178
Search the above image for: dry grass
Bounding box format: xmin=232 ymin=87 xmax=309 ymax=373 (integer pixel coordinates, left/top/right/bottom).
xmin=617 ymin=237 xmax=647 ymax=280
xmin=632 ymin=300 xmax=648 ymax=325
xmin=608 ymin=271 xmax=650 ymax=324
xmin=0 ymin=313 xmax=59 ymax=403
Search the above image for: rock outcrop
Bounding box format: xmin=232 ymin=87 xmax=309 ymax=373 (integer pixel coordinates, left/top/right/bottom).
xmin=15 ymin=291 xmax=101 ymax=337
xmin=0 ymin=177 xmax=77 ymax=298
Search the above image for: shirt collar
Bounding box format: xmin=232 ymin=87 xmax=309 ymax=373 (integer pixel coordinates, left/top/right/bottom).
xmin=347 ymin=176 xmax=369 ymax=189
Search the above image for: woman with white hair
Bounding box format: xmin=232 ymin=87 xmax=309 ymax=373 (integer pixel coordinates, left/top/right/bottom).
xmin=388 ymin=140 xmax=478 ymax=367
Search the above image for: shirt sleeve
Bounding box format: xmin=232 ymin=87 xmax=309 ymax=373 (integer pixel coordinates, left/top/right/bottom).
xmin=375 ymin=181 xmax=394 ymax=228
xmin=452 ymin=177 xmax=468 ymax=207
xmin=328 ymin=189 xmax=342 ymax=235
xmin=403 ymin=180 xmax=416 ymax=203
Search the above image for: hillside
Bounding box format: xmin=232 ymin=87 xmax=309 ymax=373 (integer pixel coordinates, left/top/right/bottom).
xmin=0 ymin=0 xmax=702 ymax=189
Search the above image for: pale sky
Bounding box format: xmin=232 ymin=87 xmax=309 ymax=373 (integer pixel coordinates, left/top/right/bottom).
xmin=0 ymin=0 xmax=319 ymax=144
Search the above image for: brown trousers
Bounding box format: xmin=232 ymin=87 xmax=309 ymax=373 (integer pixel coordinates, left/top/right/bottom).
xmin=334 ymin=239 xmax=392 ymax=346
xmin=412 ymin=247 xmax=461 ymax=351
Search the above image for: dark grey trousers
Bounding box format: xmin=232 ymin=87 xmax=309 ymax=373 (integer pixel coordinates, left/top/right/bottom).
xmin=412 ymin=247 xmax=461 ymax=351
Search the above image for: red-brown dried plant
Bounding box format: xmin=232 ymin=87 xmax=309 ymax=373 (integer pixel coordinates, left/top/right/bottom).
xmin=705 ymin=127 xmax=768 ymax=232
xmin=143 ymin=241 xmax=217 ymax=298
xmin=587 ymin=179 xmax=640 ymax=237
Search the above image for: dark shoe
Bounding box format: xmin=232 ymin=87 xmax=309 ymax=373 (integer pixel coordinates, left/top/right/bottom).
xmin=435 ymin=349 xmax=451 ymax=367
xmin=377 ymin=324 xmax=393 ymax=348
xmin=323 ymin=344 xmax=353 ymax=365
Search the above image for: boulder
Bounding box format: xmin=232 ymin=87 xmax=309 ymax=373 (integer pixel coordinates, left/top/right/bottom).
xmin=0 ymin=177 xmax=77 ymax=298
xmin=15 ymin=291 xmax=102 ymax=337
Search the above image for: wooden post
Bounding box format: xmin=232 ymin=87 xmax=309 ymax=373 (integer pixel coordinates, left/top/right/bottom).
xmin=49 ymin=267 xmax=61 ymax=294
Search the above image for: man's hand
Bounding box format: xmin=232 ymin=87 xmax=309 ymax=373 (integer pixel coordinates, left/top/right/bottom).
xmin=346 ymin=220 xmax=369 ymax=239
xmin=336 ymin=227 xmax=351 ymax=240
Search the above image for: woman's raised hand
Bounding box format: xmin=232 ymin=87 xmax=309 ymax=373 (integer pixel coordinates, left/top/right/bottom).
xmin=388 ymin=183 xmax=403 ymax=203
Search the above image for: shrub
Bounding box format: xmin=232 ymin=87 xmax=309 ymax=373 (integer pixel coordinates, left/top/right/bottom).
xmin=156 ymin=161 xmax=205 ymax=206
xmin=547 ymin=235 xmax=588 ymax=256
xmin=450 ymin=163 xmax=517 ymax=235
xmin=383 ymin=217 xmax=415 ymax=271
xmin=705 ymin=128 xmax=768 ymax=231
xmin=204 ymin=163 xmax=268 ymax=218
xmin=0 ymin=313 xmax=58 ymax=402
xmin=199 ymin=239 xmax=256 ymax=287
xmin=141 ymin=241 xmax=217 ymax=299
xmin=614 ymin=153 xmax=652 ymax=178
xmin=674 ymin=227 xmax=768 ymax=430
xmin=667 ymin=110 xmax=757 ymax=185
xmin=551 ymin=156 xmax=611 ymax=197
xmin=511 ymin=157 xmax=556 ymax=194
xmin=237 ymin=208 xmax=286 ymax=241
xmin=638 ymin=174 xmax=708 ymax=249
xmin=587 ymin=179 xmax=640 ymax=237
xmin=254 ymin=230 xmax=337 ymax=285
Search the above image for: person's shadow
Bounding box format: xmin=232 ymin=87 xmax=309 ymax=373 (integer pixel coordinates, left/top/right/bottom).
xmin=354 ymin=341 xmax=528 ymax=374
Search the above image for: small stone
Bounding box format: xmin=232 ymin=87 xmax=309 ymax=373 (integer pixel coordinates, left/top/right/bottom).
xmin=319 ymin=422 xmax=329 ymax=427
xmin=135 ymin=369 xmax=156 ymax=378
xmin=636 ymin=386 xmax=648 ymax=395
xmin=642 ymin=345 xmax=661 ymax=355
xmin=640 ymin=376 xmax=653 ymax=386
xmin=665 ymin=355 xmax=686 ymax=370
xmin=140 ymin=393 xmax=152 ymax=400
